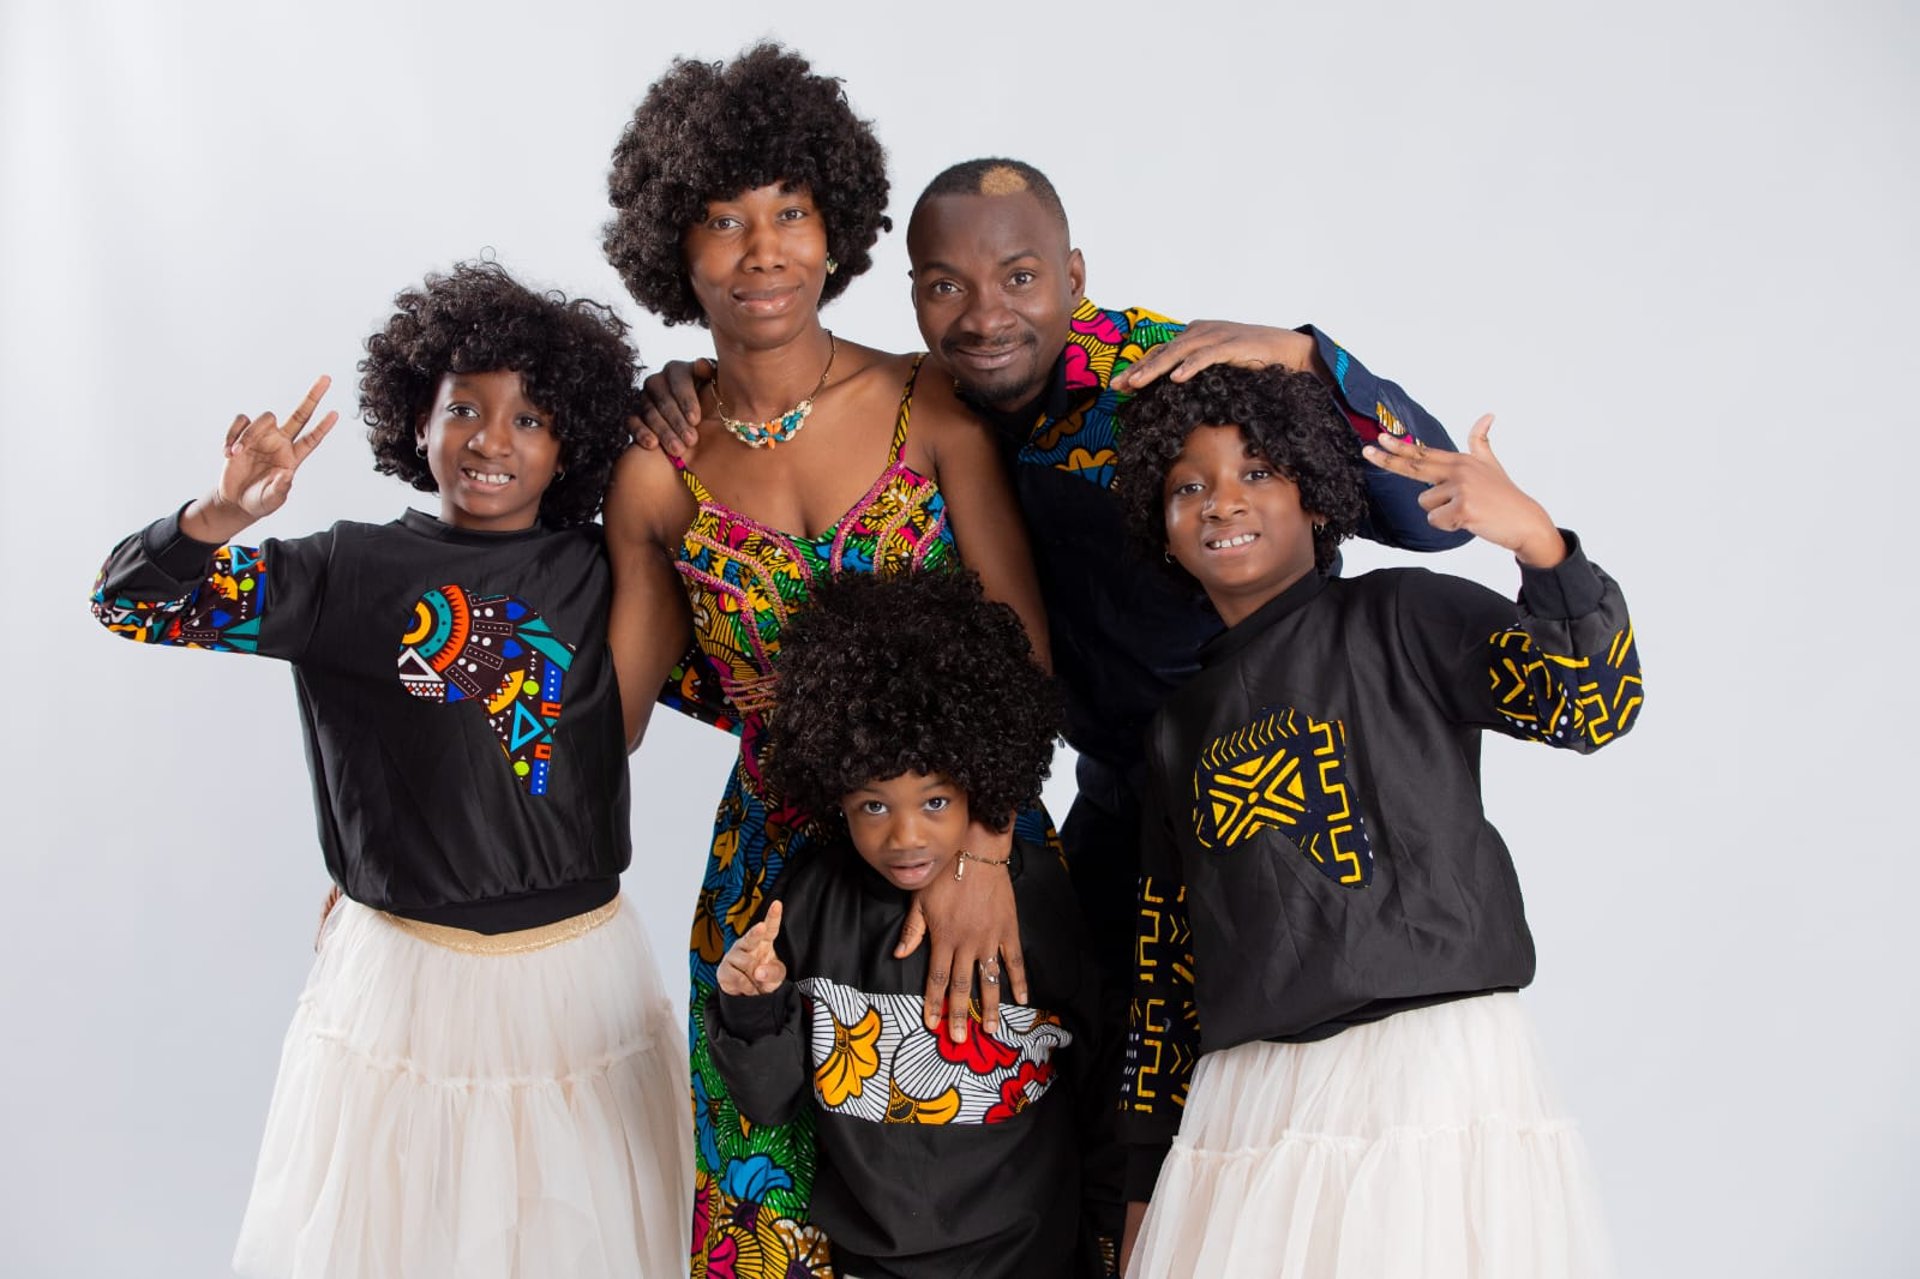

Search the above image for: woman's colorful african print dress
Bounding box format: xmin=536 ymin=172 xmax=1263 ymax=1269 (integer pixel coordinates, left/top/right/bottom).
xmin=668 ymin=361 xmax=955 ymax=1278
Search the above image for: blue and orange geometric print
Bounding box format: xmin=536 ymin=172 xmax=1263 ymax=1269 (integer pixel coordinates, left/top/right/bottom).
xmin=397 ymin=585 xmax=573 ymax=797
xmin=1190 ymin=705 xmax=1375 ymax=887
xmin=91 ymin=544 xmax=267 ymax=651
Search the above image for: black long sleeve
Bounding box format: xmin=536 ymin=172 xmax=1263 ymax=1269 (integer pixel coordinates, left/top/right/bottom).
xmin=706 ymin=983 xmax=809 ymax=1127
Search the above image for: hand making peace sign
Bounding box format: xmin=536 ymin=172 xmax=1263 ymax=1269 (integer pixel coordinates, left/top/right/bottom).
xmin=1363 ymin=415 xmax=1567 ymax=569
xmin=181 ymin=375 xmax=339 ymax=545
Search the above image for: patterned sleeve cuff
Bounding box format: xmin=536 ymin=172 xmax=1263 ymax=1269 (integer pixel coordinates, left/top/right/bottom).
xmin=1518 ymin=530 xmax=1605 ymax=620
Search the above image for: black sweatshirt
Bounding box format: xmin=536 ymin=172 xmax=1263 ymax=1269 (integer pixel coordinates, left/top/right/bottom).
xmin=1118 ymin=535 xmax=1642 ymax=1196
xmin=91 ymin=508 xmax=630 ymax=932
xmin=706 ymin=837 xmax=1104 ymax=1278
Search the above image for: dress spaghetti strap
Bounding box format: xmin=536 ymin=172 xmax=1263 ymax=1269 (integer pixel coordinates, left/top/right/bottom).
xmin=887 ymin=355 xmax=926 ymax=465
xmin=665 ymin=449 xmax=720 ymax=507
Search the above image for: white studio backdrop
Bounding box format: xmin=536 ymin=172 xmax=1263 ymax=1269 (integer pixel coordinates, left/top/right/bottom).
xmin=2 ymin=1 xmax=1914 ymax=1275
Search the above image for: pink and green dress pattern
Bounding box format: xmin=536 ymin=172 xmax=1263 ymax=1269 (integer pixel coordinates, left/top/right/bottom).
xmin=665 ymin=362 xmax=955 ymax=1278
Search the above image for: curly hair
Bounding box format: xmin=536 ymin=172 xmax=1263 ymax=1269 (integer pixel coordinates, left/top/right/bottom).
xmin=359 ymin=261 xmax=637 ymax=529
xmin=603 ymin=42 xmax=891 ymax=326
xmin=762 ymin=570 xmax=1060 ymax=831
xmin=1116 ymin=365 xmax=1370 ymax=579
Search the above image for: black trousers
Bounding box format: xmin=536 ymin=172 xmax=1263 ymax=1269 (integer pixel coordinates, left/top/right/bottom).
xmin=1060 ymin=774 xmax=1145 ymax=1275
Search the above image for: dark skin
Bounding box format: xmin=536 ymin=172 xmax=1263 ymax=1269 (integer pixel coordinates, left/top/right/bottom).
xmin=718 ymin=774 xmax=976 ymax=996
xmin=634 ymin=184 xmax=1335 ymax=449
xmin=628 ymin=180 xmax=1363 ymax=1035
xmin=1118 ymin=412 xmax=1562 ymax=1269
xmin=606 ymin=181 xmax=1049 ymax=1039
xmin=905 ymin=191 xmax=1085 ymax=412
xmin=179 ymin=374 xmax=339 ymax=545
xmin=1160 ymin=424 xmax=1326 ymax=625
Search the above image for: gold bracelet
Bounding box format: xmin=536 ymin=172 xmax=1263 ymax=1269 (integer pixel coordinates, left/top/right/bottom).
xmin=953 ymin=848 xmax=1012 ymax=881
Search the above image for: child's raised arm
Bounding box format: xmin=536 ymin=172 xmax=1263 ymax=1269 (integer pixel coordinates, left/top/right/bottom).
xmin=1368 ymin=415 xmax=1643 ymax=753
xmin=180 ymin=375 xmax=339 ymax=545
xmin=706 ymin=899 xmax=809 ymax=1128
xmin=91 ymin=377 xmax=338 ymax=656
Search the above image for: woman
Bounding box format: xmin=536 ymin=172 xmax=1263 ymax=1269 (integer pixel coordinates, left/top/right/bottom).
xmin=599 ymin=44 xmax=1050 ymax=1278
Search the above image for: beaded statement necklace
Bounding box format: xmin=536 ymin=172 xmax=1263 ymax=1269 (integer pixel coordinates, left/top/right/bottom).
xmin=713 ymin=332 xmax=836 ymax=449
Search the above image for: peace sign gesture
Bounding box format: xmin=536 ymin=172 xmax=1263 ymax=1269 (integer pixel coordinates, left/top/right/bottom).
xmin=182 ymin=375 xmax=339 ymax=544
xmin=718 ymin=900 xmax=788 ymax=997
xmin=1363 ymin=415 xmax=1567 ymax=569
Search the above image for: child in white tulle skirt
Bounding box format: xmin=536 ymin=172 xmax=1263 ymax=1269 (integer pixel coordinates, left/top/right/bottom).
xmin=1111 ymin=367 xmax=1642 ymax=1277
xmin=91 ymin=263 xmax=690 ymax=1278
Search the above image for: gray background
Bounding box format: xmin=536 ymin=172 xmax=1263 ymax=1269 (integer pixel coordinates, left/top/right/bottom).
xmin=3 ymin=1 xmax=1914 ymax=1275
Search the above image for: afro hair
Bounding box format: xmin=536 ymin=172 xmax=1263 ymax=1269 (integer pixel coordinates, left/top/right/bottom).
xmin=603 ymin=42 xmax=891 ymax=326
xmin=763 ymin=570 xmax=1060 ymax=831
xmin=359 ymin=260 xmax=637 ymax=529
xmin=1116 ymin=365 xmax=1370 ymax=579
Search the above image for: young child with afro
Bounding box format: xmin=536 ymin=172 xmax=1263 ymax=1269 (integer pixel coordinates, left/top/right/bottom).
xmin=90 ymin=260 xmax=691 ymax=1278
xmin=706 ymin=569 xmax=1109 ymax=1277
xmin=1111 ymin=365 xmax=1642 ymax=1276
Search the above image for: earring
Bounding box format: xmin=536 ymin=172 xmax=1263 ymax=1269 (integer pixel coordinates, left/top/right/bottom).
xmin=1164 ymin=550 xmax=1176 ymax=564
xmin=825 ymin=256 xmax=839 ymax=275
xmin=554 ymin=465 xmax=567 ymax=479
xmin=415 ymin=442 xmax=427 ymax=457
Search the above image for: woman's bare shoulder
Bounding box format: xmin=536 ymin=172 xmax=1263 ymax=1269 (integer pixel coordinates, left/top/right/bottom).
xmin=824 ymin=339 xmax=918 ymax=390
xmin=603 ymin=443 xmax=694 ymax=544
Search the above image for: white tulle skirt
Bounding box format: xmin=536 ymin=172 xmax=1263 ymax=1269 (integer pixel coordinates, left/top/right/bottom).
xmin=232 ymin=896 xmax=691 ymax=1279
xmin=1128 ymin=993 xmax=1609 ymax=1279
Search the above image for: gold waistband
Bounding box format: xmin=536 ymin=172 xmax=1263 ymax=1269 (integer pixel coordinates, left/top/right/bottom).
xmin=382 ymin=896 xmax=621 ymax=955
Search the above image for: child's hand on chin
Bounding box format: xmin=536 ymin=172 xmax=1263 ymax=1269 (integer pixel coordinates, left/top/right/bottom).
xmin=718 ymin=900 xmax=787 ymax=997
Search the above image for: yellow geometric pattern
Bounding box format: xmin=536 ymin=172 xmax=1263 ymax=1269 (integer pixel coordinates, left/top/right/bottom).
xmin=1124 ymin=876 xmax=1198 ymax=1117
xmin=1488 ymin=622 xmax=1643 ymax=750
xmin=1191 ymin=706 xmax=1373 ymax=887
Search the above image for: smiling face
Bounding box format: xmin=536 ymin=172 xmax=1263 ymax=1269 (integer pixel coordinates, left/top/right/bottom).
xmin=414 ymin=370 xmax=562 ymax=532
xmin=907 ymin=190 xmax=1084 ymax=411
xmin=1163 ymin=423 xmax=1322 ymax=627
xmin=840 ymin=771 xmax=971 ymax=891
xmin=682 ymin=181 xmax=830 ymax=349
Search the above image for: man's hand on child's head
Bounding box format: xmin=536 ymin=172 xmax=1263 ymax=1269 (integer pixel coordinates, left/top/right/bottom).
xmin=1109 ymin=321 xmax=1320 ymax=394
xmin=718 ymin=900 xmax=787 ymax=997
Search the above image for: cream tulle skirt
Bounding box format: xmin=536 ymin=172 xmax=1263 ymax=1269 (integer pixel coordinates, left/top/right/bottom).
xmin=1128 ymin=993 xmax=1609 ymax=1279
xmin=232 ymin=896 xmax=691 ymax=1279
